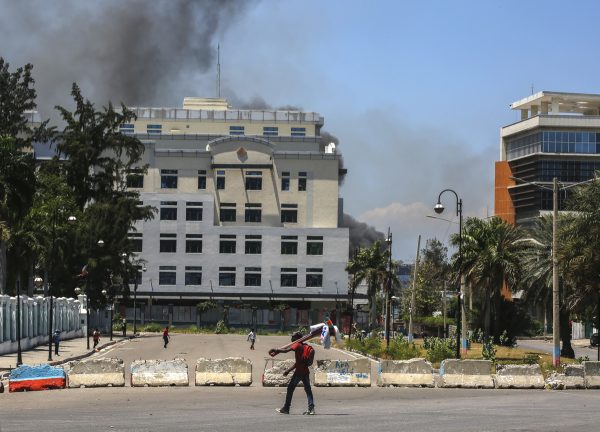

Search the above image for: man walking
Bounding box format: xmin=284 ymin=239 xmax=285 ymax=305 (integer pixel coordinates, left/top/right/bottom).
xmin=247 ymin=328 xmax=256 ymax=350
xmin=163 ymin=325 xmax=170 ymax=349
xmin=93 ymin=329 xmax=100 ymax=350
xmin=53 ymin=330 xmax=61 ymax=356
xmin=269 ymin=331 xmax=315 ymax=415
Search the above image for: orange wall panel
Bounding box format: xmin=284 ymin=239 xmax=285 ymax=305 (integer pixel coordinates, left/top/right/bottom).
xmin=494 ymin=161 xmax=515 ymax=225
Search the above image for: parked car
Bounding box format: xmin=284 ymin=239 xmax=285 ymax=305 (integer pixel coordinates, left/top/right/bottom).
xmin=591 ymin=333 xmax=599 ymax=347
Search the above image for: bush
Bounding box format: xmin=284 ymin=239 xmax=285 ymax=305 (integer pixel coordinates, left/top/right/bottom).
xmin=215 ymin=320 xmax=228 ymax=334
xmin=143 ymin=322 xmax=162 ymax=333
xmin=482 ymin=337 xmax=497 ymax=362
xmin=424 ymin=337 xmax=455 ymax=364
xmin=499 ymin=330 xmax=516 ymax=347
xmin=385 ymin=335 xmax=421 ymax=360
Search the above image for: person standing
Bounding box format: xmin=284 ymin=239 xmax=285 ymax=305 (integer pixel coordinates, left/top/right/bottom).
xmin=53 ymin=330 xmax=61 ymax=356
xmin=269 ymin=331 xmax=315 ymax=415
xmin=247 ymin=328 xmax=256 ymax=350
xmin=93 ymin=329 xmax=101 ymax=350
xmin=122 ymin=319 xmax=127 ymax=337
xmin=163 ymin=325 xmax=170 ymax=349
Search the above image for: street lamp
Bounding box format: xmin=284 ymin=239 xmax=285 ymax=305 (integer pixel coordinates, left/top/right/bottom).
xmin=385 ymin=228 xmax=393 ymax=348
xmin=74 ymin=286 xmax=90 ymax=349
xmin=434 ymin=189 xmax=465 ymax=358
xmin=15 ymin=278 xmax=22 ymax=366
xmin=102 ymin=288 xmax=113 ymax=341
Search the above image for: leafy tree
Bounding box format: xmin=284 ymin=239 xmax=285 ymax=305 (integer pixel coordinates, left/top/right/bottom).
xmin=450 ymin=217 xmax=527 ymax=341
xmin=346 ymin=241 xmax=398 ymax=329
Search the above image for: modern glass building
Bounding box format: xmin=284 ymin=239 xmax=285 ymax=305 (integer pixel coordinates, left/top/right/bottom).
xmin=495 ymin=91 xmax=600 ymax=225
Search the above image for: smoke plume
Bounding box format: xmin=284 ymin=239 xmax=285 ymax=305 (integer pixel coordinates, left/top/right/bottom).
xmin=341 ymin=213 xmax=385 ymax=255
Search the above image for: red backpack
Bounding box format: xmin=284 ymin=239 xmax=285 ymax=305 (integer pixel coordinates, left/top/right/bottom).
xmin=301 ymin=344 xmax=315 ymax=367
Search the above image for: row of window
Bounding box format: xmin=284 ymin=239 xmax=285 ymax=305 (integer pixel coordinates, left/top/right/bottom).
xmin=127 ymin=169 xmax=310 ymax=192
xmin=149 ymin=234 xmax=324 ymax=255
xmin=156 ymin=201 xmax=299 ymax=224
xmin=158 ymin=266 xmax=323 ymax=287
xmin=119 ymin=124 xmax=307 ymax=138
xmin=506 ymin=130 xmax=600 ymax=159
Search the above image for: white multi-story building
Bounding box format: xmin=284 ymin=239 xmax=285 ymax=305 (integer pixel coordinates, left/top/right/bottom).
xmin=124 ymin=98 xmax=349 ymax=328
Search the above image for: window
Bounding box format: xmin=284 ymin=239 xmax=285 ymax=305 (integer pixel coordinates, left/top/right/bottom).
xmin=281 ymin=235 xmax=298 ymax=255
xmin=245 ymin=267 xmax=261 ymax=287
xmin=281 ymin=204 xmax=298 ymax=223
xmin=280 ymin=268 xmax=297 ymax=287
xmin=291 ymin=127 xmax=306 ymax=137
xmin=147 ymin=124 xmax=162 ymax=135
xmin=220 ymin=203 xmax=236 ymax=222
xmin=229 ymin=125 xmax=245 ymax=136
xmin=306 ymin=268 xmax=323 ymax=287
xmin=216 ymin=170 xmax=226 ymax=190
xmin=245 ymin=203 xmax=262 ymax=223
xmin=245 ymin=171 xmax=262 ymax=190
xmin=185 ymin=266 xmax=202 ymax=286
xmin=126 ymin=169 xmax=144 ymax=188
xmin=120 ymin=123 xmax=134 ymax=135
xmin=161 ymin=169 xmax=178 ymax=189
xmin=219 ymin=267 xmax=236 ymax=286
xmin=263 ymin=126 xmax=278 ymax=136
xmin=281 ymin=171 xmax=290 ymax=191
xmin=198 ymin=170 xmax=207 ymax=189
xmin=160 ymin=233 xmax=177 ymax=253
xmin=219 ymin=234 xmax=236 ymax=253
xmin=298 ymin=172 xmax=307 ymax=191
xmin=307 ymin=236 xmax=323 ymax=255
xmin=186 ymin=202 xmax=203 ymax=221
xmin=185 ymin=234 xmax=202 ymax=253
xmin=159 ymin=266 xmax=176 ymax=285
xmin=128 ymin=233 xmax=143 ymax=253
xmin=245 ymin=235 xmax=262 ymax=254
xmin=160 ymin=201 xmax=177 ymax=221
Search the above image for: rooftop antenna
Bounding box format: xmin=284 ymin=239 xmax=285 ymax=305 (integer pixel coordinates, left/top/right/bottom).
xmin=216 ymin=44 xmax=221 ymax=98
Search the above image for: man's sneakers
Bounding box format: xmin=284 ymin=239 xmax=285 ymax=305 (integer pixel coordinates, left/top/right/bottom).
xmin=276 ymin=407 xmax=290 ymax=414
xmin=303 ymin=409 xmax=316 ymax=415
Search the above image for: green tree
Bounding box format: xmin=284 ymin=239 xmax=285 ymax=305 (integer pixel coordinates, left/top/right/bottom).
xmin=55 ymin=84 xmax=155 ymax=305
xmin=408 ymin=238 xmax=449 ymax=318
xmin=346 ymin=241 xmax=397 ymax=329
xmin=451 ymin=216 xmax=527 ymax=340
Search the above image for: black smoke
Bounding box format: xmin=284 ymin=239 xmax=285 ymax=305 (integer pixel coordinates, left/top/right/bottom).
xmin=341 ymin=213 xmax=385 ymax=254
xmin=0 ymin=0 xmax=253 ymax=118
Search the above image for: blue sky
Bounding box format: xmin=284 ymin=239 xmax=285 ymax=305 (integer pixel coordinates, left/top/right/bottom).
xmin=2 ymin=0 xmax=599 ymax=261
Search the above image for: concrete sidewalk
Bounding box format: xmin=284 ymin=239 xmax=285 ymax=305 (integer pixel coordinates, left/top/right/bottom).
xmin=0 ymin=335 xmax=128 ymax=371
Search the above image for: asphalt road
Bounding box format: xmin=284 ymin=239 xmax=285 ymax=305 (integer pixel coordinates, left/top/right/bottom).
xmin=517 ymin=339 xmax=600 ymax=361
xmin=3 ymin=334 xmax=600 ymax=431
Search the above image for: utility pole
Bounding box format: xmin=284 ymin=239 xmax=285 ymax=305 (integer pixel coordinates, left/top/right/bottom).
xmin=552 ymin=177 xmax=560 ymax=367
xmin=408 ymin=235 xmax=421 ymax=343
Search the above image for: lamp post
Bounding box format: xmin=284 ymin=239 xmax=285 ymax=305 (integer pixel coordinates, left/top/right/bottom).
xmin=102 ymin=288 xmax=113 ymax=341
xmin=408 ymin=235 xmax=421 ymax=343
xmin=16 ymin=278 xmax=22 ymax=366
xmin=385 ymin=228 xmax=393 ymax=348
xmin=434 ymin=189 xmax=465 ymax=358
xmin=74 ymin=286 xmax=90 ymax=349
xmin=348 ymin=248 xmax=358 ymax=339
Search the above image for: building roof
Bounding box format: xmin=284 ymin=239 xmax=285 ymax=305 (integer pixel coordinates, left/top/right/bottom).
xmin=510 ymin=91 xmax=600 ymax=115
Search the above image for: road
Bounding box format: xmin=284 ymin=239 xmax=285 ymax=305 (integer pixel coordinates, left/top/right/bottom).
xmin=2 ymin=334 xmax=600 ymax=431
xmin=517 ymin=338 xmax=600 ymax=361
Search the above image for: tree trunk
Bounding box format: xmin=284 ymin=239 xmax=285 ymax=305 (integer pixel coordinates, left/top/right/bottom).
xmin=483 ymin=294 xmax=491 ymax=339
xmin=559 ymin=308 xmax=575 ymax=358
xmin=369 ymin=291 xmax=377 ymax=330
xmin=493 ymin=290 xmax=502 ymax=342
xmin=0 ymin=241 xmax=6 ymax=294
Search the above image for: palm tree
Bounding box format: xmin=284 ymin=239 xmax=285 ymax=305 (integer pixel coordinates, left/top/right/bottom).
xmin=346 ymin=241 xmax=397 ymax=330
xmin=451 ymin=216 xmax=527 ymax=340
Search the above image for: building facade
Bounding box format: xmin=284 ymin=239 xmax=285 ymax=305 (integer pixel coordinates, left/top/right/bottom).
xmin=122 ymin=98 xmax=350 ymax=328
xmin=495 ymin=91 xmax=600 ymax=225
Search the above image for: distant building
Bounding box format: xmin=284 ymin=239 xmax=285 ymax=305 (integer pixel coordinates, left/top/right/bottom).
xmin=496 ymin=91 xmax=600 ymax=225
xmin=122 ymin=98 xmax=350 ymax=327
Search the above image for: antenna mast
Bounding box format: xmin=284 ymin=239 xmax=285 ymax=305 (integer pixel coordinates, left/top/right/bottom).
xmin=216 ymin=44 xmax=221 ymax=98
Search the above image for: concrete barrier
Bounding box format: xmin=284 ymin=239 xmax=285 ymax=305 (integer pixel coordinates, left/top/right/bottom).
xmin=262 ymin=359 xmax=296 ymax=386
xmin=377 ymin=358 xmax=434 ymax=387
xmin=196 ymin=357 xmax=252 ymax=386
xmin=9 ymin=364 xmax=66 ymax=392
xmin=545 ymin=364 xmax=585 ymax=390
xmin=494 ymin=364 xmax=544 ymax=389
xmin=314 ymin=358 xmax=371 ymax=387
xmin=439 ymin=359 xmax=494 ymax=388
xmin=66 ymin=358 xmax=125 ymax=388
xmin=131 ymin=359 xmax=188 ymax=387
xmin=584 ymin=361 xmax=600 ymax=389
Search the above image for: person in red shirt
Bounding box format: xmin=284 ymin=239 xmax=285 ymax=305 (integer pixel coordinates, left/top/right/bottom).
xmin=163 ymin=326 xmax=170 ymax=349
xmin=269 ymin=331 xmax=315 ymax=415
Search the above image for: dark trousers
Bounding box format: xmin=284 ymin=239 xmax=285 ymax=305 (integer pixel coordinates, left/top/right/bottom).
xmin=54 ymin=342 xmax=59 ymax=355
xmin=284 ymin=372 xmax=314 ymax=410
xmin=163 ymin=336 xmax=169 ymax=348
